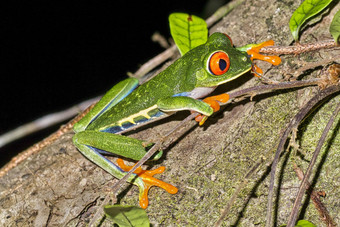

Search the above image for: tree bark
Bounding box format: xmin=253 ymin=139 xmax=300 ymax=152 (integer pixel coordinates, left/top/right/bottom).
xmin=1 ymin=0 xmax=339 ymax=226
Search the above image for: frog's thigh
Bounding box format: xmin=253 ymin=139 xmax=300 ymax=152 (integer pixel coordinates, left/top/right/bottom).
xmin=73 ymin=131 xmax=148 ymax=160
xmin=74 ymin=77 xmax=139 ymax=133
xmin=157 ymin=96 xmax=213 ymax=116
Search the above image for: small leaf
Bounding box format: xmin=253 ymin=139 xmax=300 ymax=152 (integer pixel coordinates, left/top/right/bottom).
xmin=169 ymin=13 xmax=208 ymax=55
xmin=330 ymin=9 xmax=340 ymax=44
xmin=280 ymin=220 xmax=317 ymax=227
xmin=289 ymin=0 xmax=333 ymax=41
xmin=104 ymin=205 xmax=150 ymax=227
xmin=295 ymin=220 xmax=317 ymax=227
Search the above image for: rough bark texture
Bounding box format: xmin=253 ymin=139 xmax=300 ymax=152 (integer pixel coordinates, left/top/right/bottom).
xmin=1 ymin=0 xmax=339 ymax=226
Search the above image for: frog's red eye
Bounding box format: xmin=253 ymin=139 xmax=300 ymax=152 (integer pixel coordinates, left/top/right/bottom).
xmin=208 ymin=51 xmax=230 ymax=76
xmin=223 ymin=33 xmax=233 ymax=46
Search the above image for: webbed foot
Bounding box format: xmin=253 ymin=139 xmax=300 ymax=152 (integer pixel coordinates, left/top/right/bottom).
xmin=116 ymin=158 xmax=178 ymax=209
xmin=246 ymin=40 xmax=281 ymax=75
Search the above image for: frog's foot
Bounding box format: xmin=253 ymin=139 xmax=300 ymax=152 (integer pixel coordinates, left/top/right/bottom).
xmin=194 ymin=93 xmax=230 ymax=126
xmin=246 ymin=40 xmax=281 ymax=76
xmin=116 ymin=158 xmax=178 ymax=209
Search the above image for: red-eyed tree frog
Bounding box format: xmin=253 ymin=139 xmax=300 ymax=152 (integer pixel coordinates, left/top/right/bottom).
xmin=73 ymin=32 xmax=280 ymax=209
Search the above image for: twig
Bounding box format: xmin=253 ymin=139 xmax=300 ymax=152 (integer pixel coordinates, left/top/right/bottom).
xmin=151 ymin=32 xmax=170 ymax=49
xmin=226 ymin=78 xmax=321 ymax=101
xmin=0 ymin=101 xmax=97 ymax=178
xmin=0 ymin=97 xmax=100 ymax=149
xmin=265 ymin=85 xmax=340 ymax=227
xmin=205 ymin=0 xmax=245 ymax=27
xmin=286 ymin=101 xmax=340 ymax=227
xmin=293 ymin=55 xmax=340 ymax=78
xmin=260 ymin=39 xmax=339 ymax=55
xmin=293 ymin=163 xmax=337 ymax=227
xmin=133 ymin=45 xmax=178 ymax=79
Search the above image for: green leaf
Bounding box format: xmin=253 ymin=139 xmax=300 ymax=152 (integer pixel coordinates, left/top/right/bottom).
xmin=330 ymin=9 xmax=340 ymax=44
xmin=280 ymin=220 xmax=317 ymax=227
xmin=169 ymin=13 xmax=208 ymax=55
xmin=289 ymin=0 xmax=333 ymax=41
xmin=295 ymin=220 xmax=317 ymax=227
xmin=104 ymin=205 xmax=150 ymax=227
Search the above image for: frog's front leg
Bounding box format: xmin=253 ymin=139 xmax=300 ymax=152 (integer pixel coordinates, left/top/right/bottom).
xmin=157 ymin=95 xmax=227 ymax=126
xmin=157 ymin=96 xmax=214 ymax=116
xmin=72 ymin=132 xmax=177 ymax=208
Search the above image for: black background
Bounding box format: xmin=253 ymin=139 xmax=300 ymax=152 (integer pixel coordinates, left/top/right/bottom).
xmin=1 ymin=1 xmax=227 ymax=166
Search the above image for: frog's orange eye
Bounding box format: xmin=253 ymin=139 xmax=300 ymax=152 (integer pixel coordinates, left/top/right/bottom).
xmin=208 ymin=51 xmax=230 ymax=76
xmin=223 ymin=33 xmax=233 ymax=46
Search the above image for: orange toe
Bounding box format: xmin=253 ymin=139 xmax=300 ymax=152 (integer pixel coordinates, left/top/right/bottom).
xmin=246 ymin=40 xmax=281 ymax=76
xmin=117 ymin=158 xmax=178 ymax=209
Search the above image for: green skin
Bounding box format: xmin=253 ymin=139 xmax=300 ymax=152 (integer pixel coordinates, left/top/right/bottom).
xmin=73 ymin=32 xmax=252 ymax=202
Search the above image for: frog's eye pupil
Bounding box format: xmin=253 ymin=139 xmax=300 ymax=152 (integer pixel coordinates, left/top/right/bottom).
xmin=219 ymin=59 xmax=227 ymax=71
xmin=208 ymin=51 xmax=230 ymax=76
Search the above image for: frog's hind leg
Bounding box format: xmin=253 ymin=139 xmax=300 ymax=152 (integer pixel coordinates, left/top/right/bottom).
xmin=73 ymin=131 xmax=155 ymax=161
xmin=72 ymin=131 xmax=177 ymax=208
xmin=74 ymin=78 xmax=139 ymax=133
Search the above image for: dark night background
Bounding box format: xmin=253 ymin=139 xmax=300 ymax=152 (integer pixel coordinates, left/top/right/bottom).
xmin=1 ymin=1 xmax=227 ymax=166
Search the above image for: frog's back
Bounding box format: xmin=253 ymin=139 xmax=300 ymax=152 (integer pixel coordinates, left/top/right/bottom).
xmin=87 ymin=53 xmax=200 ymax=133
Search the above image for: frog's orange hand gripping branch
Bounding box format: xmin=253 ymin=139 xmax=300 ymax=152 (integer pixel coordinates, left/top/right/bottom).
xmin=195 ymin=94 xmax=230 ymax=125
xmin=246 ymin=40 xmax=282 ymax=75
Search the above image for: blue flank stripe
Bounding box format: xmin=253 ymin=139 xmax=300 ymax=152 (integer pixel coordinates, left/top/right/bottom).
xmin=102 ymin=110 xmax=165 ymax=134
xmin=102 ymin=123 xmax=133 ymax=134
xmin=172 ymin=92 xmax=189 ymax=97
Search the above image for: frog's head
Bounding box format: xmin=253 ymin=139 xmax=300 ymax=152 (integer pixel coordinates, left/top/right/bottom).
xmin=194 ymin=32 xmax=252 ymax=87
